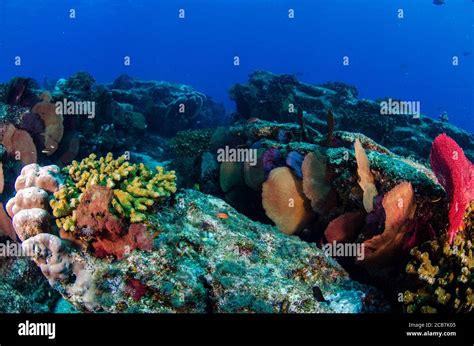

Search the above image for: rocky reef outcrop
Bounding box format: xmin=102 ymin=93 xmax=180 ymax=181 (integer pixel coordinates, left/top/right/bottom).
xmin=0 ymin=250 xmax=60 ymax=313
xmin=230 ymin=71 xmax=474 ymax=162
xmin=7 ymin=159 xmax=387 ymax=313
xmin=0 ymin=72 xmax=227 ymax=167
xmin=172 ymin=110 xmax=473 ymax=313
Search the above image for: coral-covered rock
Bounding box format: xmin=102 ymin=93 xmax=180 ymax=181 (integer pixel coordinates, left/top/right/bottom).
xmin=110 ymin=75 xmax=227 ymax=136
xmin=404 ymin=224 xmax=474 ymax=313
xmin=0 ymin=254 xmax=60 ymax=312
xmin=51 ymin=153 xmax=176 ymax=231
xmin=22 ymin=233 xmax=98 ymax=311
xmin=21 ymin=188 xmax=389 ymax=313
xmin=230 ymin=71 xmax=474 ymax=162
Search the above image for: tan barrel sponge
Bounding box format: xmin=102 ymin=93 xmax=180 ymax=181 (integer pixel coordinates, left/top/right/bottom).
xmin=262 ymin=167 xmax=314 ymax=235
xmin=219 ymin=161 xmax=245 ymax=193
xmin=354 ymin=139 xmax=378 ymax=213
xmin=357 ymin=181 xmax=416 ymax=268
xmin=31 ymin=100 xmax=64 ymax=155
xmin=301 ymin=151 xmax=334 ymax=214
xmin=0 ymin=123 xmax=37 ymax=165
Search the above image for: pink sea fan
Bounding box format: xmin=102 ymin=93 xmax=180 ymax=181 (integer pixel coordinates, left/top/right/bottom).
xmin=430 ymin=134 xmax=474 ymax=242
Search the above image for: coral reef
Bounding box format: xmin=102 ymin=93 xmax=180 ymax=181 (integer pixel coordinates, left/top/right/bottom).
xmin=0 ymin=72 xmax=226 ymax=171
xmin=110 ymin=75 xmax=228 ymax=136
xmin=0 ymin=71 xmax=472 ymax=315
xmin=22 ymin=233 xmax=98 ymax=311
xmin=0 ymin=252 xmax=60 ymax=312
xmin=230 ymin=71 xmax=474 ymax=162
xmin=404 ymin=227 xmax=474 ymax=313
xmin=15 ymin=175 xmax=389 ymax=312
xmin=51 ymin=153 xmax=177 ymax=231
xmin=200 ymin=109 xmax=462 ymax=307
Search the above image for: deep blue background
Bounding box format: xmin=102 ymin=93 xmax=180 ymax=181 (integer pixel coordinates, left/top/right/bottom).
xmin=0 ymin=0 xmax=472 ymax=132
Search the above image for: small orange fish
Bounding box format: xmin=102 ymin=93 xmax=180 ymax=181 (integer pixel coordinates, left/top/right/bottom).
xmin=216 ymin=212 xmax=229 ymax=220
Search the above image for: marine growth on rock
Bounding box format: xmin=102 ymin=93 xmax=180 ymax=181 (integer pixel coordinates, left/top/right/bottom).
xmin=51 ymin=153 xmax=177 ymax=231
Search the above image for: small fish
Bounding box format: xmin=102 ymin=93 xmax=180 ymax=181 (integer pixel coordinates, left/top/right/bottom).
xmin=432 ymin=0 xmax=445 ymax=5
xmin=216 ymin=212 xmax=229 ymax=220
xmin=280 ymin=299 xmax=290 ymax=313
xmin=247 ymin=117 xmax=260 ymax=123
xmin=312 ymin=286 xmax=328 ymax=303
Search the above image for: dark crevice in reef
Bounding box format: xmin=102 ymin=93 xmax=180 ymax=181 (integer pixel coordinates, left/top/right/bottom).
xmin=201 ymin=274 xmax=216 ymax=314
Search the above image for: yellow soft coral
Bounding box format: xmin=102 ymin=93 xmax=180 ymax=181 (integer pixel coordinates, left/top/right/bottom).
xmin=50 ymin=153 xmax=177 ymax=231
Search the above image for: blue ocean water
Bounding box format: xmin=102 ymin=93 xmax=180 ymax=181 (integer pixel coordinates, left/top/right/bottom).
xmin=0 ymin=0 xmax=472 ymax=132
